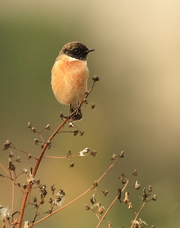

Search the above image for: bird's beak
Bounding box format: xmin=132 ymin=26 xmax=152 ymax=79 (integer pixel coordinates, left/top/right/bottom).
xmin=87 ymin=48 xmax=95 ymax=53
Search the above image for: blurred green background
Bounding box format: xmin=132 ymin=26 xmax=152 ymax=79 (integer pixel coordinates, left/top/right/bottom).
xmin=1 ymin=0 xmax=180 ymax=227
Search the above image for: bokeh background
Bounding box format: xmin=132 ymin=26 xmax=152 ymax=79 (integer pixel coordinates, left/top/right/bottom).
xmin=1 ymin=0 xmax=180 ymax=227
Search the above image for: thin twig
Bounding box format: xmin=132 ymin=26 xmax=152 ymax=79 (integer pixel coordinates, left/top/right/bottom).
xmin=0 ymin=162 xmax=10 ymax=176
xmin=130 ymin=201 xmax=146 ymax=228
xmin=11 ymin=172 xmax=15 ymax=215
xmin=96 ymin=179 xmax=130 ymax=228
xmin=96 ymin=156 xmax=121 ymax=183
xmin=44 ymin=154 xmax=89 ymax=159
xmin=29 ymin=187 xmax=92 ymax=227
xmin=31 ymin=153 xmax=123 ymax=226
xmin=11 ymin=146 xmax=38 ymax=160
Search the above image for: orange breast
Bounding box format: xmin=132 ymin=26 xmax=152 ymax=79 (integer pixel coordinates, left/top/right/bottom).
xmin=51 ymin=54 xmax=89 ymax=107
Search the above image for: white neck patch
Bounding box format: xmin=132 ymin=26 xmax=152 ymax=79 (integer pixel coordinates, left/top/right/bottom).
xmin=68 ymin=56 xmax=77 ymax=61
xmin=68 ymin=56 xmax=86 ymax=62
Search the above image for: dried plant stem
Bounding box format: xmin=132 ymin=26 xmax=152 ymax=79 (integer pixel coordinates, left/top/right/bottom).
xmin=33 ymin=119 xmax=70 ymax=177
xmin=44 ymin=154 xmax=89 ymax=159
xmin=96 ymin=179 xmax=130 ymax=228
xmin=30 ymin=187 xmax=92 ymax=227
xmin=11 ymin=172 xmax=15 ymax=215
xmin=17 ymin=118 xmax=69 ymax=228
xmin=7 ymin=144 xmax=37 ymax=160
xmin=130 ymin=201 xmax=146 ymax=228
xmin=96 ymin=156 xmax=121 ymax=183
xmin=0 ymin=162 xmax=10 ymax=176
xmin=30 ymin=152 xmax=122 ymax=226
xmin=17 ymin=78 xmax=98 ymax=228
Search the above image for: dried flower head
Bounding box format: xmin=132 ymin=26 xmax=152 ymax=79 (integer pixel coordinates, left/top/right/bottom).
xmin=51 ymin=184 xmax=56 ymax=194
xmin=107 ymin=221 xmax=113 ymax=228
xmin=22 ymin=168 xmax=28 ymax=174
xmin=79 ymin=148 xmax=90 ymax=156
xmin=93 ymin=181 xmax=98 ymax=188
xmin=134 ymin=181 xmax=141 ymax=190
xmin=27 ymin=122 xmax=32 ymax=128
xmin=92 ymin=75 xmax=99 ymax=82
xmin=123 ymin=192 xmax=130 ymax=204
xmin=128 ymin=201 xmax=133 ymax=209
xmin=90 ymin=193 xmax=96 ymax=204
xmin=119 ymin=173 xmax=126 ymax=184
xmin=15 ymin=156 xmax=21 ymax=163
xmin=40 ymin=184 xmax=47 ymax=196
xmin=69 ymin=162 xmax=75 ymax=168
xmin=3 ymin=140 xmax=11 ymax=150
xmin=96 ymin=202 xmax=105 ymax=214
xmin=31 ymin=127 xmax=37 ymax=133
xmin=34 ymin=138 xmax=39 ymax=145
xmin=119 ymin=150 xmax=125 ymax=157
xmin=8 ymin=161 xmax=16 ymax=171
xmin=84 ymin=204 xmax=91 ymax=210
xmin=69 ymin=122 xmax=74 ymax=128
xmin=45 ymin=124 xmax=50 ymax=130
xmin=79 ymin=131 xmax=85 ymax=136
xmin=132 ymin=218 xmax=148 ymax=227
xmin=90 ymin=150 xmax=97 ymax=157
xmin=133 ymin=169 xmax=138 ymax=176
xmin=111 ymin=154 xmax=116 ymax=160
xmin=53 ymin=189 xmax=66 ymax=206
xmin=67 ymin=150 xmax=72 ymax=157
xmin=74 ymin=130 xmax=79 ymax=136
xmin=46 ymin=140 xmax=52 ymax=149
xmin=91 ymin=104 xmax=95 ymax=109
xmin=102 ymin=190 xmax=109 ymax=196
xmin=152 ymin=195 xmax=157 ymax=201
xmin=27 ymin=173 xmax=35 ymax=184
xmin=0 ymin=207 xmax=10 ymax=219
xmin=24 ymin=221 xmax=30 ymax=228
xmin=148 ymin=185 xmax=153 ymax=193
xmin=7 ymin=152 xmax=14 ymax=159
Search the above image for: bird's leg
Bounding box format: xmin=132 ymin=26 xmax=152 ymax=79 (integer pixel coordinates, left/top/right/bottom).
xmin=70 ymin=104 xmax=83 ymax=121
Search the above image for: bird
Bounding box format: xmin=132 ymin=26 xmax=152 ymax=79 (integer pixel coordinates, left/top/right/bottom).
xmin=51 ymin=41 xmax=95 ymax=120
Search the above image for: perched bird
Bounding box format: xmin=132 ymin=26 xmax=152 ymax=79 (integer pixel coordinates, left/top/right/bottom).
xmin=51 ymin=41 xmax=95 ymax=120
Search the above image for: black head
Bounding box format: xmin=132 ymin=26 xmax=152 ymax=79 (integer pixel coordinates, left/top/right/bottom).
xmin=61 ymin=41 xmax=95 ymax=60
